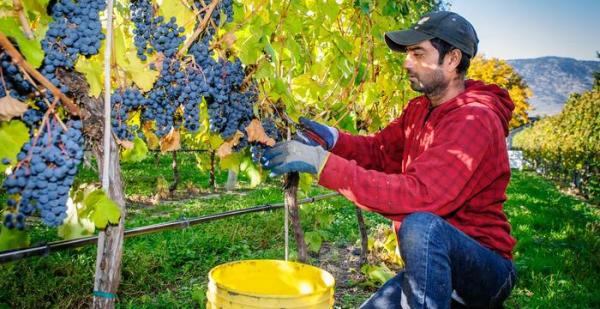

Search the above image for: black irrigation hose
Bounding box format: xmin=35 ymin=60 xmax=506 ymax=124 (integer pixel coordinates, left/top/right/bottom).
xmin=0 ymin=192 xmax=340 ymax=264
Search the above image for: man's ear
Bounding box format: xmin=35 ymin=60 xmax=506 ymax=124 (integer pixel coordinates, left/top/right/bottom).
xmin=445 ymin=49 xmax=462 ymax=72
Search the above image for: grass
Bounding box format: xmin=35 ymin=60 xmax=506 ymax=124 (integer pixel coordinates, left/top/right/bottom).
xmin=0 ymin=154 xmax=598 ymax=308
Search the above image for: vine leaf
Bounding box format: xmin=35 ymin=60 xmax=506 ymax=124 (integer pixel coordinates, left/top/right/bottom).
xmin=216 ymin=130 xmax=243 ymax=158
xmin=0 ymin=226 xmax=30 ymax=251
xmin=0 ymin=17 xmax=44 ymax=67
xmin=58 ymin=197 xmax=95 ymax=240
xmin=0 ymin=95 xmax=28 ymax=121
xmin=220 ymin=151 xmax=244 ymax=174
xmin=75 ymin=53 xmax=103 ymax=97
xmin=240 ymin=155 xmax=261 ymax=187
xmin=121 ymin=137 xmax=148 ymax=163
xmin=160 ymin=128 xmax=181 ymax=153
xmin=81 ymin=189 xmax=121 ymax=229
xmin=304 ymin=231 xmax=323 ymax=253
xmin=0 ymin=120 xmax=29 ymax=173
xmin=245 ymin=119 xmax=275 ymax=146
xmin=142 ymin=122 xmax=160 ymax=150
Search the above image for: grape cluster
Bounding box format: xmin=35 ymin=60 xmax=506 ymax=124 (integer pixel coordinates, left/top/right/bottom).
xmin=206 ymin=58 xmax=254 ymax=139
xmin=40 ymin=0 xmax=106 ymax=91
xmin=131 ymin=1 xmax=185 ymax=61
xmin=150 ymin=17 xmax=186 ymax=58
xmin=112 ymin=88 xmax=146 ymax=140
xmin=0 ymin=53 xmax=34 ymax=100
xmin=131 ymin=0 xmax=154 ymax=60
xmin=3 ymin=119 xmax=84 ymax=227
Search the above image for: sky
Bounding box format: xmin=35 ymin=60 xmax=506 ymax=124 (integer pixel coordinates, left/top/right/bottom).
xmin=448 ymin=0 xmax=600 ymax=61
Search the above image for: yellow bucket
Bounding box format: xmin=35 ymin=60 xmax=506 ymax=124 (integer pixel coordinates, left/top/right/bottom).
xmin=206 ymin=259 xmax=335 ymax=308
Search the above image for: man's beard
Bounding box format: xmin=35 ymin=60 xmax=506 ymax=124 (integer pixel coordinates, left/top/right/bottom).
xmin=408 ymin=68 xmax=449 ymax=97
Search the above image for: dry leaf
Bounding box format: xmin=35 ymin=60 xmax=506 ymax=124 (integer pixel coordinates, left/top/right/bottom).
xmin=117 ymin=139 xmax=134 ymax=149
xmin=216 ymin=131 xmax=244 ymax=158
xmin=245 ymin=119 xmax=276 ymax=146
xmin=0 ymin=95 xmax=29 ymax=121
xmin=160 ymin=128 xmax=181 ymax=153
xmin=222 ymin=32 xmax=236 ymax=48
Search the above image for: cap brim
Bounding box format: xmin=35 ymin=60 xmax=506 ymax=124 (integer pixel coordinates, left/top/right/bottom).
xmin=385 ymin=30 xmax=434 ymax=52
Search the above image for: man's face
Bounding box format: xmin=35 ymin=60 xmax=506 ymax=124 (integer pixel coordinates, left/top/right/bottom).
xmin=403 ymin=40 xmax=449 ymax=96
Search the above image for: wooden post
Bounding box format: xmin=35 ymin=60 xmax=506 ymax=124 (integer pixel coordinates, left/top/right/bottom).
xmin=225 ymin=170 xmax=237 ymax=191
xmin=284 ymin=172 xmax=308 ymax=262
xmin=169 ymin=151 xmax=180 ymax=194
xmin=355 ymin=207 xmax=368 ymax=265
xmin=209 ymin=150 xmax=216 ymax=190
xmin=92 ymin=137 xmax=126 ymax=309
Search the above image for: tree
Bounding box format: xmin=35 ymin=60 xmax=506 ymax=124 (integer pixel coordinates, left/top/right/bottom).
xmin=467 ymin=56 xmax=532 ymax=129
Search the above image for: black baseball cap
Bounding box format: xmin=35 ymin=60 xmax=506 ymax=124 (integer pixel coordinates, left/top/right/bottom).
xmin=385 ymin=11 xmax=479 ymax=57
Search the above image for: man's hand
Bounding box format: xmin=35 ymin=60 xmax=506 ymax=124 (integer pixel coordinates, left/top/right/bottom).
xmin=261 ymin=140 xmax=330 ymax=176
xmin=295 ymin=117 xmax=339 ymax=150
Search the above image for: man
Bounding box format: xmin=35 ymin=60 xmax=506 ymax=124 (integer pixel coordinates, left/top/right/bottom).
xmin=261 ymin=11 xmax=516 ymax=308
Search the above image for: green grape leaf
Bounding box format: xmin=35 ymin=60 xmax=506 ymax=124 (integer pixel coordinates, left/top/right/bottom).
xmin=304 ymin=231 xmax=323 ymax=253
xmin=82 ymin=190 xmax=121 ymax=229
xmin=298 ymin=173 xmax=313 ymax=196
xmin=240 ymin=155 xmax=262 ymax=188
xmin=362 ymin=264 xmax=394 ymax=285
xmin=0 ymin=18 xmax=44 ymax=67
xmin=0 ymin=226 xmax=30 ymax=251
xmin=58 ymin=198 xmax=95 ymax=240
xmin=121 ymin=137 xmax=148 ymax=163
xmin=0 ymin=120 xmax=29 ymax=173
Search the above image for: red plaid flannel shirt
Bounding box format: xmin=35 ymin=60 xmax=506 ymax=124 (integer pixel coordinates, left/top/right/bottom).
xmin=318 ymin=80 xmax=516 ymax=259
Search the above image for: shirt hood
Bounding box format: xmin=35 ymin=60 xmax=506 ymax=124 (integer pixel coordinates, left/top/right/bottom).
xmin=426 ymin=80 xmax=515 ymax=136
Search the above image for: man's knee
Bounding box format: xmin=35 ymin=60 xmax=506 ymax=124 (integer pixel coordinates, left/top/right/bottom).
xmin=398 ymin=212 xmax=444 ymax=255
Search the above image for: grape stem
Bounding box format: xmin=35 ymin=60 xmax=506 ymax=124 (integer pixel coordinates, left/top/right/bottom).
xmin=0 ymin=33 xmax=81 ymax=117
xmin=177 ymin=0 xmax=220 ymax=57
xmin=12 ymin=0 xmax=35 ymax=40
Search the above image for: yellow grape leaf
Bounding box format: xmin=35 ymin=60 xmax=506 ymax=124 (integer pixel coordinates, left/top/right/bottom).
xmin=160 ymin=128 xmax=181 ymax=153
xmin=113 ymin=25 xmax=130 ymax=69
xmin=245 ymin=119 xmax=275 ymax=146
xmin=0 ymin=96 xmax=29 ymax=121
xmin=208 ymin=132 xmax=224 ymax=149
xmin=216 ymin=131 xmax=244 ymax=158
xmin=122 ymin=50 xmax=159 ymax=91
xmin=220 ymin=151 xmax=244 ymax=174
xmin=75 ymin=53 xmax=103 ymax=97
xmin=157 ymin=0 xmax=196 ymax=43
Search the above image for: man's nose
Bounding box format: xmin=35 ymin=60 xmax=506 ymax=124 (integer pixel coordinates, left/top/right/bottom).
xmin=403 ymin=54 xmax=413 ymax=70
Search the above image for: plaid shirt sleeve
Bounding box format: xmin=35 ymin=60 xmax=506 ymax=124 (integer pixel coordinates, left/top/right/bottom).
xmin=329 ymin=113 xmax=407 ymax=172
xmin=318 ymin=108 xmax=493 ymax=217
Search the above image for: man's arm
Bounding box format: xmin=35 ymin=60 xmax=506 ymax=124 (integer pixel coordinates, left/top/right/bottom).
xmin=318 ymin=108 xmax=493 ymax=218
xmin=329 ymin=117 xmax=405 ymax=172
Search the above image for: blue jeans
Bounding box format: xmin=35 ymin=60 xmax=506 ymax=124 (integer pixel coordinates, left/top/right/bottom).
xmin=360 ymin=212 xmax=516 ymax=309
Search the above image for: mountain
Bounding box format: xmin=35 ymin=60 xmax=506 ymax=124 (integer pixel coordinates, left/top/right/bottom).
xmin=506 ymin=57 xmax=600 ymax=116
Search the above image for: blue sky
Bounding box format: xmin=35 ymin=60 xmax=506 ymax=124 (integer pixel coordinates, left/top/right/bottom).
xmin=448 ymin=0 xmax=599 ymax=61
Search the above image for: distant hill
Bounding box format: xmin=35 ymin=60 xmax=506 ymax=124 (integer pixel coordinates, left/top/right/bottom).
xmin=506 ymin=57 xmax=600 ymax=116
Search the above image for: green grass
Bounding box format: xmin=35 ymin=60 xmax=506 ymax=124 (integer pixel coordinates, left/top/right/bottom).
xmin=0 ymin=154 xmax=598 ymax=308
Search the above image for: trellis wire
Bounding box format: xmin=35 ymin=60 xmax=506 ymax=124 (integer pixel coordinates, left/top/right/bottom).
xmin=0 ymin=193 xmax=339 ymax=263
